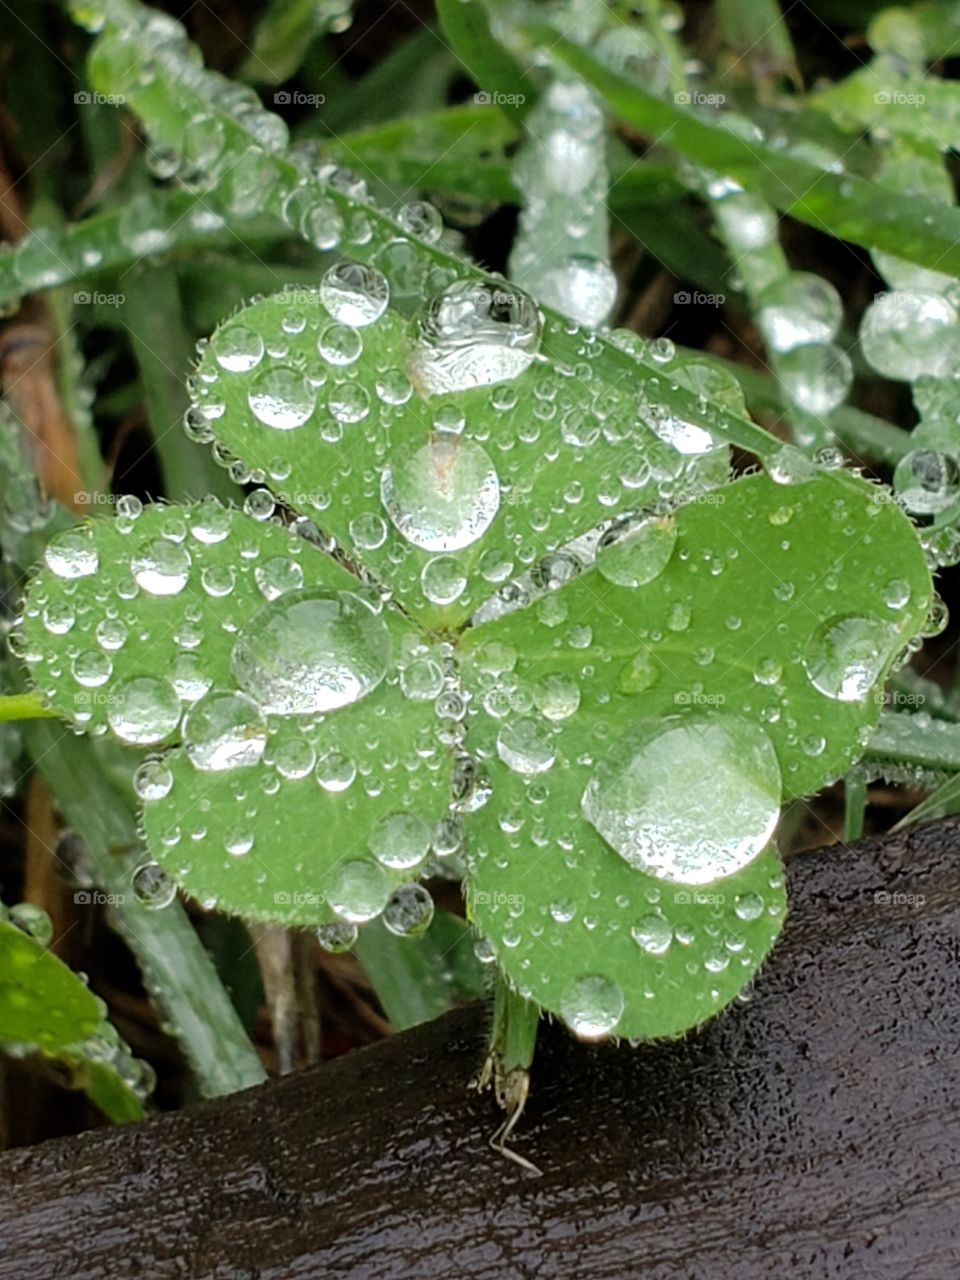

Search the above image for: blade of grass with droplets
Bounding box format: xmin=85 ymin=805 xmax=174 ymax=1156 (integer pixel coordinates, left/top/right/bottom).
xmin=532 ymin=27 xmax=960 ymax=277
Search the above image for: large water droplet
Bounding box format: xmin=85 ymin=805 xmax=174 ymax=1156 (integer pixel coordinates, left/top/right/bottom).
xmin=131 ymin=537 xmax=191 ymax=595
xmin=894 ymin=448 xmax=960 ymax=517
xmin=213 ymin=324 xmax=265 ymax=372
xmin=131 ymin=860 xmax=176 ymax=909
xmin=803 ymin=614 xmax=897 ymax=701
xmin=581 ymin=713 xmax=781 ymax=884
xmin=496 ymin=717 xmax=556 ymax=775
xmin=756 ymin=272 xmax=843 ymax=351
xmin=45 ymin=530 xmax=99 ymax=578
xmin=383 ymin=883 xmax=435 ymax=937
xmin=559 ymin=973 xmax=625 ymax=1039
xmin=328 ymin=859 xmax=391 ymax=922
xmin=248 ymin=366 xmax=316 ymax=429
xmin=597 ymin=513 xmax=677 ymax=588
xmin=184 ymin=691 xmax=267 ymax=770
xmin=319 ymin=260 xmax=389 ymax=326
xmin=107 ymin=676 xmax=182 ymax=745
xmin=381 ymin=434 xmax=500 ymax=551
xmin=370 ymin=812 xmax=431 ymax=870
xmin=860 ymin=290 xmax=960 ymax=380
xmin=231 ymin=589 xmax=390 ymax=715
xmin=408 ymin=280 xmax=542 ymax=395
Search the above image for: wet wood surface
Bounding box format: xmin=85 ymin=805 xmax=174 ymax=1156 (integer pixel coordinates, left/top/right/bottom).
xmin=3 ymin=819 xmax=959 ymax=1278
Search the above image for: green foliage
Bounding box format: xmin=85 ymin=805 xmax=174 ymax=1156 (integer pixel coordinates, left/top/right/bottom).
xmin=3 ymin=0 xmax=953 ymax=1056
xmin=0 ymin=909 xmax=149 ymax=1122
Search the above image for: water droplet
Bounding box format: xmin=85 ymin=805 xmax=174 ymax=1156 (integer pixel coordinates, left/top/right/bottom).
xmin=9 ymin=902 xmax=53 ymax=945
xmin=134 ymin=758 xmax=173 ymax=801
xmin=328 ymin=859 xmax=391 ymax=923
xmin=381 ymin=434 xmax=500 ymax=551
xmin=496 ymin=717 xmax=556 ymax=775
xmin=408 ymin=280 xmax=542 ymax=395
xmin=319 ymin=261 xmax=389 ymax=327
xmin=248 ymin=366 xmax=316 ymax=429
xmin=559 ymin=973 xmax=625 ymax=1039
xmin=535 ymin=673 xmax=581 ymax=721
xmin=421 ymin=555 xmax=467 ymax=605
xmin=232 ymin=590 xmax=390 ymax=715
xmin=383 ymin=883 xmax=435 ymax=936
xmin=213 ymin=324 xmax=264 ymax=372
xmin=756 ymin=272 xmax=843 ymax=351
xmin=582 ymin=713 xmax=781 ymax=883
xmin=315 ymin=750 xmax=356 ymax=792
xmin=597 ymin=513 xmax=677 ymax=588
xmin=45 ymin=530 xmax=98 ymax=578
xmin=894 ymin=448 xmax=960 ymax=517
xmin=631 ymin=914 xmax=672 ymax=954
xmin=107 ymin=676 xmax=182 ymax=745
xmin=131 ymin=860 xmax=176 ymax=909
xmin=860 ymin=290 xmax=960 ymax=380
xmin=184 ymin=691 xmax=267 ymax=770
xmin=131 ymin=537 xmax=191 ymax=595
xmin=803 ymin=614 xmax=897 ymax=702
xmin=254 ymin=555 xmax=304 ymax=600
xmin=366 ymin=812 xmax=431 ymax=872
xmin=400 ymin=655 xmax=445 ymax=701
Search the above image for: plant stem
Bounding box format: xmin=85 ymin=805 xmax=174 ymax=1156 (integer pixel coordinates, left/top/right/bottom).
xmin=490 ymin=973 xmax=539 ymax=1075
xmin=0 ymin=692 xmax=57 ymax=722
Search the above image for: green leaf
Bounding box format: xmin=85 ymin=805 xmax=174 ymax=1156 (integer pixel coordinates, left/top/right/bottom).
xmin=0 ymin=916 xmax=100 ymax=1050
xmin=19 ymin=500 xmax=452 ymax=927
xmin=536 ymin=28 xmax=960 ymax=278
xmin=458 ymin=468 xmax=931 ymax=1039
xmin=191 ymin=286 xmax=728 ymax=629
xmin=436 ymin=0 xmax=535 ymax=123
xmin=54 ymin=1040 xmax=148 ymax=1123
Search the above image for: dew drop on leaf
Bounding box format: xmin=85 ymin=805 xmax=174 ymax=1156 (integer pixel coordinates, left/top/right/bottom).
xmin=380 ymin=434 xmax=500 ymax=552
xmin=107 ymin=676 xmax=182 ymax=745
xmin=559 ymin=973 xmax=625 ymax=1039
xmin=597 ymin=513 xmax=678 ymax=588
xmin=231 ymin=590 xmax=390 ymax=715
xmin=383 ymin=883 xmax=435 ymax=937
xmin=802 ymin=614 xmax=897 ymax=702
xmin=319 ymin=261 xmax=390 ymax=326
xmin=408 ymin=279 xmax=542 ymax=396
xmin=581 ymin=713 xmax=781 ymax=884
xmin=183 ymin=691 xmax=267 ymax=770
